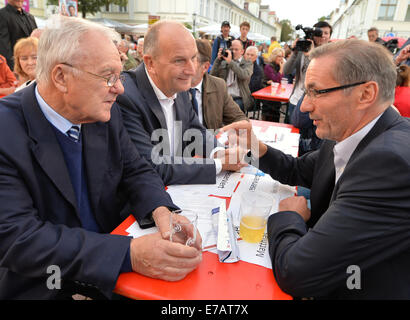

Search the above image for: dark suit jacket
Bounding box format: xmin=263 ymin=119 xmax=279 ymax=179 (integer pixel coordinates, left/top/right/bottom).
xmin=0 ymin=4 xmax=37 ymax=69
xmin=201 ymin=72 xmax=247 ymax=130
xmin=259 ymin=107 xmax=410 ymax=299
xmin=115 ymin=64 xmax=218 ymax=186
xmin=0 ymin=85 xmax=176 ymax=299
xmin=249 ymin=61 xmax=264 ymax=93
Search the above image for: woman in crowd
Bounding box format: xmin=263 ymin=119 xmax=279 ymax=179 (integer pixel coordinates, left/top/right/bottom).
xmin=13 ymin=37 xmax=38 ymax=91
xmin=261 ymin=47 xmax=285 ymax=122
xmin=394 ymin=65 xmax=410 ymax=117
xmin=264 ymin=47 xmax=285 ymax=84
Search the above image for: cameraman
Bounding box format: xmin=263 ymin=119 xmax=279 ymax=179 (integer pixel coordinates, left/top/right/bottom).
xmin=284 ymin=21 xmax=332 ymax=121
xmin=210 ymin=39 xmax=253 ymax=112
xmin=211 ymin=21 xmax=236 ymax=65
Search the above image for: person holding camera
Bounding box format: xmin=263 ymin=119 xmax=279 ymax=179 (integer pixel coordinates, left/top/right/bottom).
xmin=211 ymin=21 xmax=236 ymax=65
xmin=284 ymin=21 xmax=332 ymax=121
xmin=210 ymin=39 xmax=253 ymax=113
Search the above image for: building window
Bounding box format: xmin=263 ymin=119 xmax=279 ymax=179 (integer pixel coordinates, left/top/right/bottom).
xmin=406 ymin=0 xmax=410 ymax=21
xmin=200 ymin=0 xmax=204 ymax=16
xmin=214 ymin=3 xmax=218 ymax=22
xmin=377 ymin=0 xmax=397 ymax=21
xmin=206 ymin=0 xmax=210 ymax=18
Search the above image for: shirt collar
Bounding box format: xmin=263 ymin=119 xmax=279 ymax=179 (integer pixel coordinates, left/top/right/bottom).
xmin=193 ymin=79 xmax=203 ymax=93
xmin=35 ymin=86 xmax=81 ymax=134
xmin=333 ymin=114 xmax=382 ymax=169
xmin=145 ymin=67 xmax=177 ymax=102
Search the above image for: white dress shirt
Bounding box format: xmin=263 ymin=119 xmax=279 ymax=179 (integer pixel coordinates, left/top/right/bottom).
xmin=145 ymin=69 xmax=222 ymax=174
xmin=333 ymin=114 xmax=382 ymax=184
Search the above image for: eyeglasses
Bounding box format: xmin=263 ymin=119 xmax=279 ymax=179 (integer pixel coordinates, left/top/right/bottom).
xmin=61 ymin=62 xmax=124 ymax=87
xmin=303 ymin=81 xmax=367 ymax=99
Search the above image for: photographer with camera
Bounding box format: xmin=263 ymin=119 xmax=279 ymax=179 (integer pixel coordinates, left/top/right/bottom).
xmin=211 ymin=21 xmax=236 ymax=65
xmin=285 ymin=21 xmax=332 ymax=123
xmin=210 ymin=39 xmax=253 ymax=112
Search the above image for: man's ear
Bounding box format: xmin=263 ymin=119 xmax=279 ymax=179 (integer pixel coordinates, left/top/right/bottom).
xmin=51 ymin=64 xmax=69 ymax=93
xmin=143 ymin=55 xmax=154 ymax=73
xmin=202 ymin=61 xmax=210 ymax=73
xmin=357 ymin=81 xmax=379 ymax=111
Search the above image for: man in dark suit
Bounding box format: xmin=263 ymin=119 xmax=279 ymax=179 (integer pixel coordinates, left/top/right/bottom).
xmin=189 ymin=39 xmax=247 ymax=130
xmin=0 ymin=0 xmax=37 ymax=69
xmin=0 ymin=16 xmax=202 ymax=300
xmin=115 ymin=21 xmax=244 ymax=186
xmin=244 ymin=45 xmax=263 ymax=93
xmin=221 ymin=40 xmax=410 ymax=299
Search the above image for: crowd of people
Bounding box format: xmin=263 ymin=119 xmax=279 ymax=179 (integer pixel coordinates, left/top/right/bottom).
xmin=0 ymin=0 xmax=410 ymax=300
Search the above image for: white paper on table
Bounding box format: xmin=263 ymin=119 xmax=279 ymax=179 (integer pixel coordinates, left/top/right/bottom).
xmin=166 ymin=171 xmax=242 ymax=198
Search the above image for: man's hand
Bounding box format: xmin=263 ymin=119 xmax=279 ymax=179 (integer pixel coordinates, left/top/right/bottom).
xmin=130 ymin=233 xmax=202 ymax=281
xmin=152 ymin=206 xmax=202 ymax=250
xmin=214 ymin=147 xmax=248 ymax=172
xmin=220 ymin=120 xmax=268 ymax=158
xmin=279 ymin=196 xmax=311 ymax=222
xmin=395 ymin=44 xmax=410 ymax=65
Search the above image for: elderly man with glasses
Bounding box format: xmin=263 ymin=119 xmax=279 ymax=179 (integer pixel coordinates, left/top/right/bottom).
xmin=221 ymin=39 xmax=410 ymax=299
xmin=0 ymin=16 xmax=202 ymax=300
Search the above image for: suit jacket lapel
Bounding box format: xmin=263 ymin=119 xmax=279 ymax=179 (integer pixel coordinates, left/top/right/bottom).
xmin=331 ymin=107 xmax=400 ymax=201
xmin=21 ymin=85 xmax=78 ymax=212
xmin=82 ymin=122 xmax=107 ymax=222
xmin=133 ymin=65 xmax=168 ymax=130
xmin=308 ymin=140 xmax=336 ymax=228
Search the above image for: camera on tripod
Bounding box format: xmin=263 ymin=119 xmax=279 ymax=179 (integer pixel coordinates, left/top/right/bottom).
xmin=294 ymin=24 xmax=323 ymax=52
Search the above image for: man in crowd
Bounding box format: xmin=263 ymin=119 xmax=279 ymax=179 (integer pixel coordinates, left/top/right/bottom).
xmin=394 ymin=39 xmax=410 ymax=67
xmin=135 ymin=37 xmax=144 ymax=67
xmin=244 ymin=45 xmax=264 ymax=94
xmin=115 ymin=21 xmax=244 ymax=186
xmin=0 ymin=0 xmax=37 ymax=69
xmin=263 ymin=36 xmax=281 ymax=61
xmin=189 ymin=39 xmax=247 ymax=130
xmin=211 ymin=20 xmax=235 ymax=65
xmin=210 ymin=39 xmax=253 ymax=113
xmin=284 ymin=21 xmax=333 ymax=120
xmin=222 ymin=39 xmax=410 ymax=299
xmin=367 ymin=27 xmax=385 ymax=45
xmin=0 ymin=16 xmax=202 ymax=300
xmin=238 ymin=21 xmax=255 ymax=52
xmin=118 ymin=39 xmax=138 ymax=71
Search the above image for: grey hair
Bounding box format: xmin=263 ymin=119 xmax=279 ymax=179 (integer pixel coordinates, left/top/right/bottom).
xmin=310 ymin=39 xmax=397 ymax=103
xmin=245 ymin=46 xmax=258 ymax=54
xmin=36 ymin=15 xmax=120 ymax=85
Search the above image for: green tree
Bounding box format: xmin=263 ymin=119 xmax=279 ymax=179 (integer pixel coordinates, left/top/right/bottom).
xmin=279 ymin=19 xmax=293 ymax=42
xmin=47 ymin=0 xmax=128 ymax=19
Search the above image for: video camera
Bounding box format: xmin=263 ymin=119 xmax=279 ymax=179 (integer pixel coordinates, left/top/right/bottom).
xmin=294 ymin=24 xmax=323 ymax=52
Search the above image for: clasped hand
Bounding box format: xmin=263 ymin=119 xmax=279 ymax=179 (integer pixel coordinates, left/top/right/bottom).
xmin=129 ymin=206 xmax=202 ymax=281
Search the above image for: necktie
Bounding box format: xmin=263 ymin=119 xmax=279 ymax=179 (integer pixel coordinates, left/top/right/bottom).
xmin=67 ymin=125 xmax=80 ymax=142
xmin=189 ymin=88 xmax=199 ymax=115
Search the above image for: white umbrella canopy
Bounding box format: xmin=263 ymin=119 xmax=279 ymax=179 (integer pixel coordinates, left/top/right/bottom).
xmin=248 ymin=32 xmax=270 ymax=42
xmin=198 ymin=23 xmax=240 ymax=38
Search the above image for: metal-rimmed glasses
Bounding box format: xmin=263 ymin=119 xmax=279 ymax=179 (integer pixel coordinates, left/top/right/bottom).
xmin=303 ymin=81 xmax=367 ymax=99
xmin=61 ymin=62 xmax=124 ymax=87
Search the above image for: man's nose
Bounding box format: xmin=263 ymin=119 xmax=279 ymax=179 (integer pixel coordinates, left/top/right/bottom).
xmin=299 ymin=95 xmax=312 ymax=113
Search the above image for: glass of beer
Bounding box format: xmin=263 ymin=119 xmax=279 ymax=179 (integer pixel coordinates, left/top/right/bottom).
xmin=239 ymin=191 xmax=274 ymax=243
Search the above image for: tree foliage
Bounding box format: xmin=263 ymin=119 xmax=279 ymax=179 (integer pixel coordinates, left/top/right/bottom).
xmin=47 ymin=0 xmax=128 ymax=18
xmin=279 ymin=19 xmax=293 ymax=42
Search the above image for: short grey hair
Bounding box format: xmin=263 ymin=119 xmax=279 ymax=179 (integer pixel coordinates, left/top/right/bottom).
xmin=310 ymin=39 xmax=396 ymax=103
xmin=245 ymin=46 xmax=258 ymax=54
xmin=36 ymin=15 xmax=120 ymax=85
